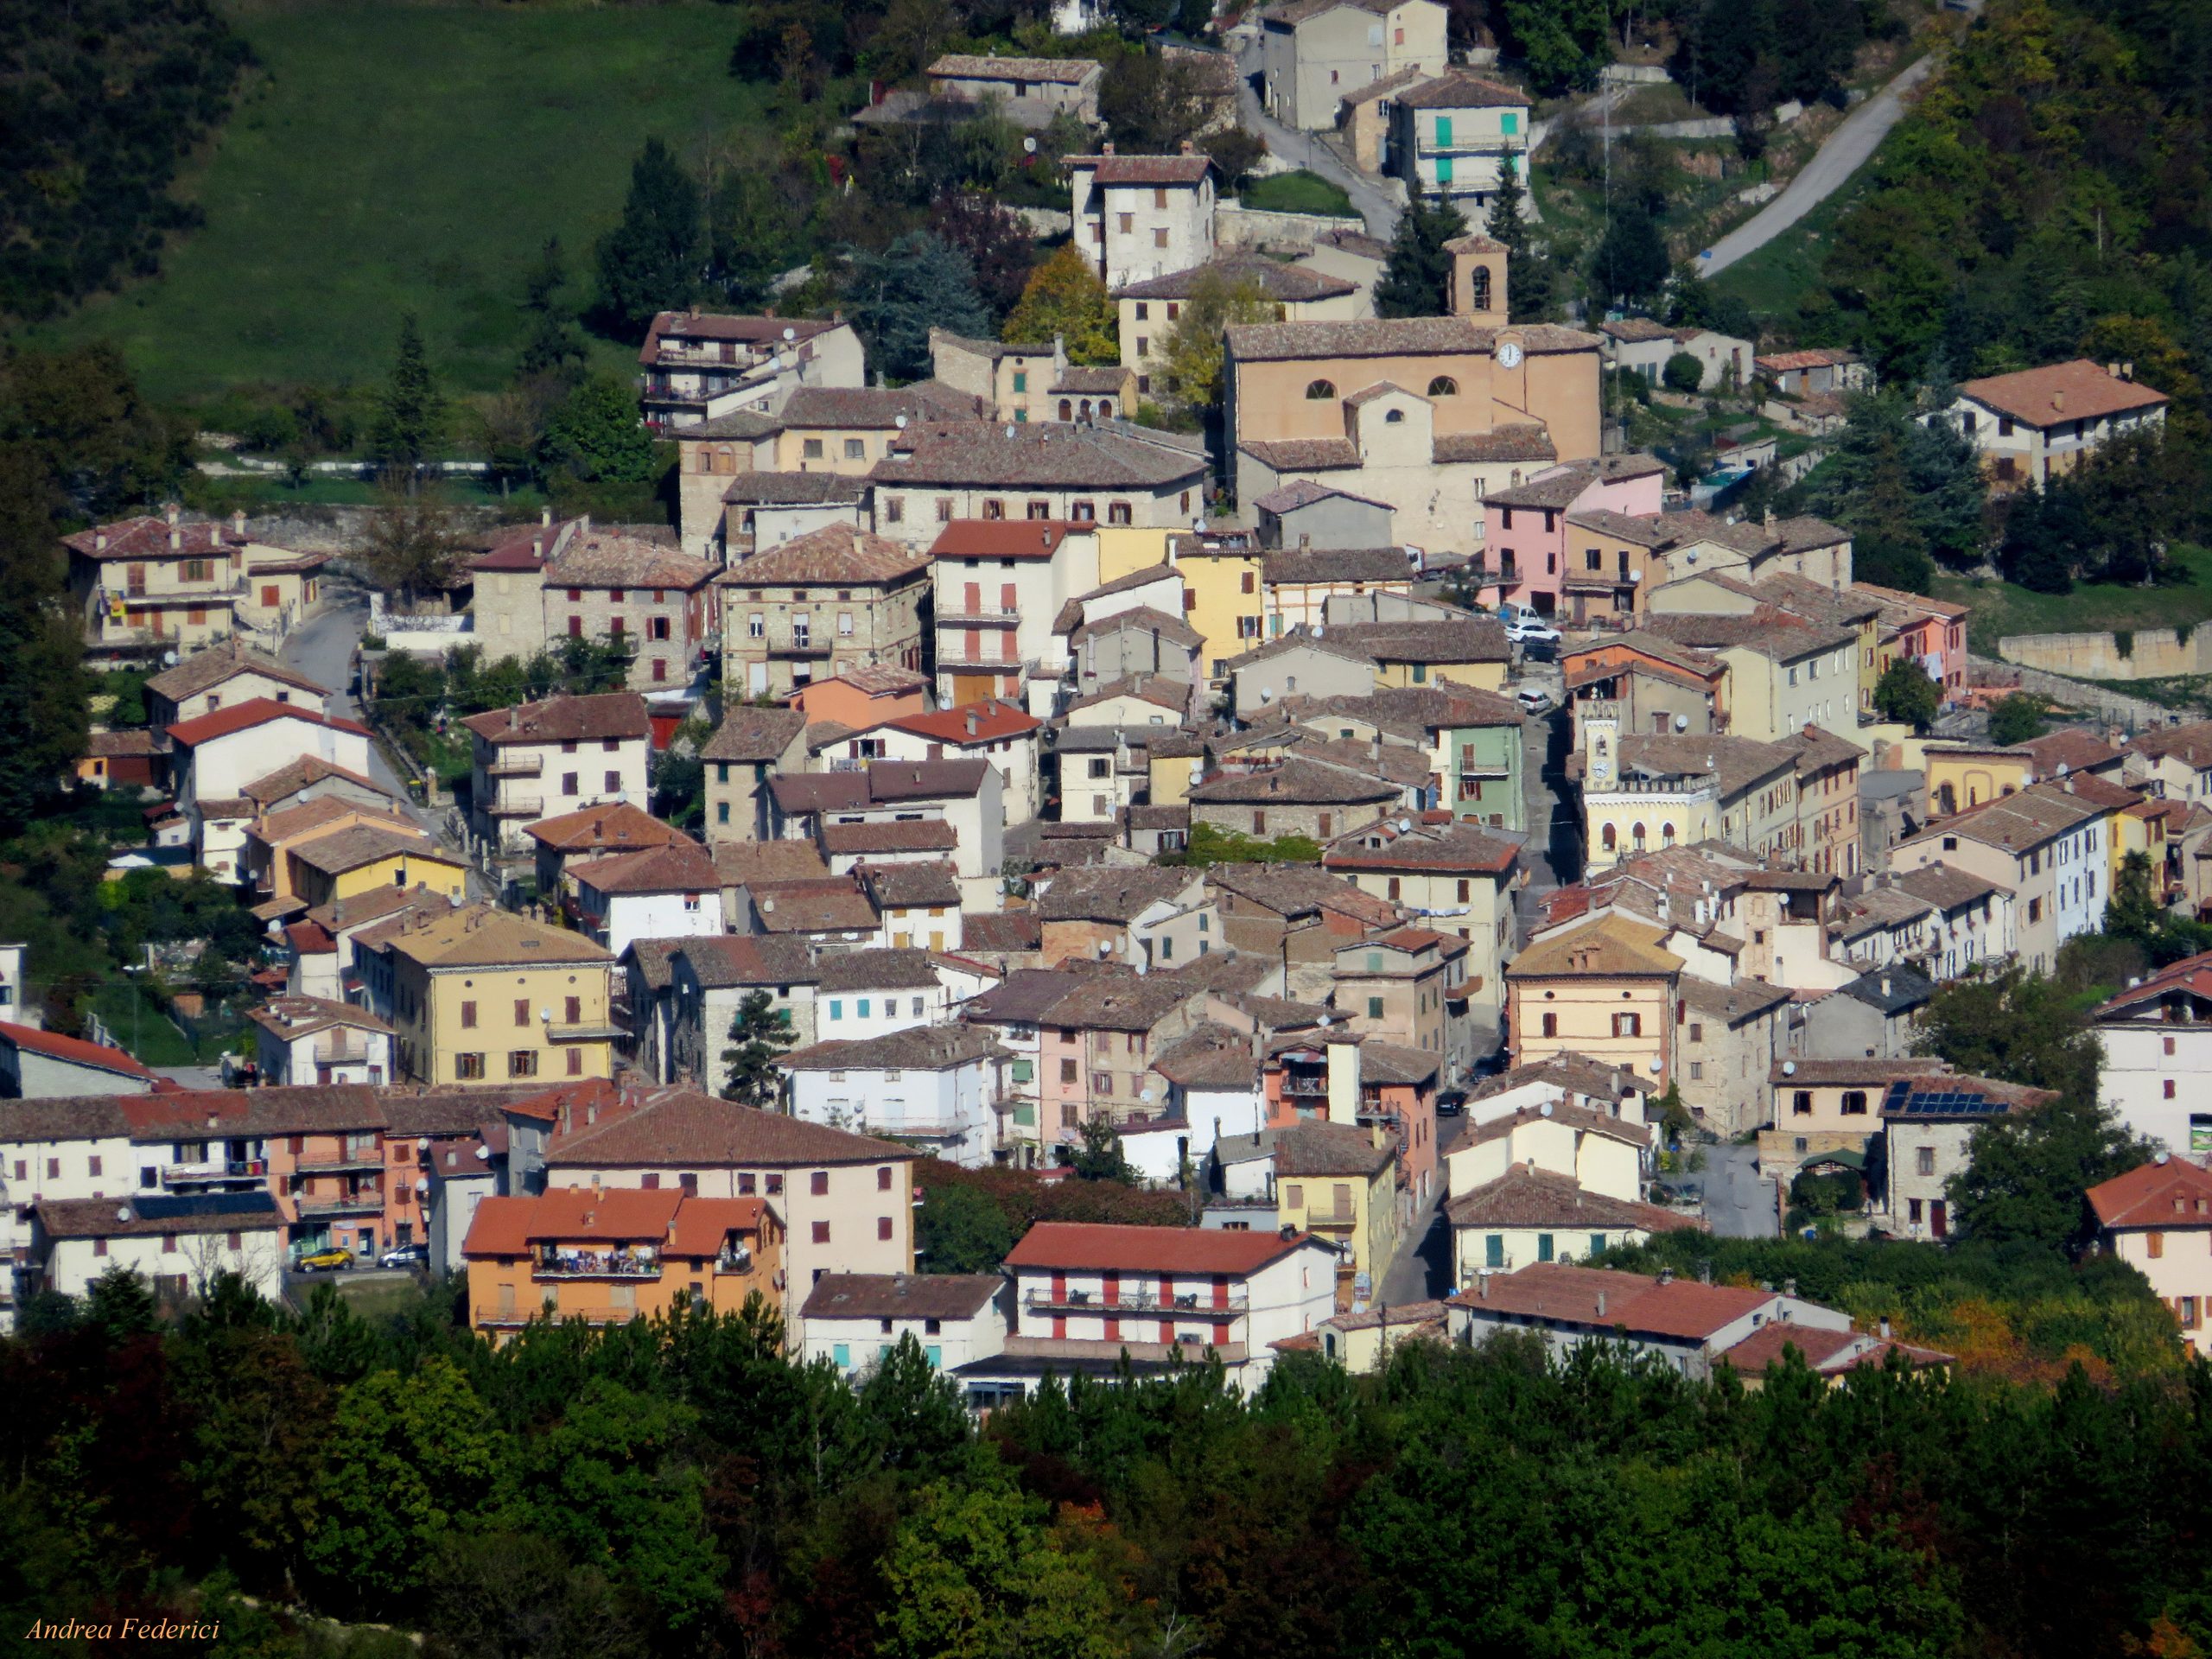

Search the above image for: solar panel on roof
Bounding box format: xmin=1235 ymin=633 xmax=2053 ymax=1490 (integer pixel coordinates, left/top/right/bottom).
xmin=134 ymin=1192 xmax=280 ymax=1221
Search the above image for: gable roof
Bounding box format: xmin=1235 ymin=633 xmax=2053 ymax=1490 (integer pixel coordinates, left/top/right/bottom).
xmin=545 ymin=1085 xmax=919 ymax=1167
xmin=715 ymin=524 xmax=929 ymax=586
xmin=570 ymin=840 xmax=721 ymax=896
xmin=146 ymin=639 xmax=327 ymax=702
xmin=1445 ymin=1164 xmax=1699 ymax=1232
xmin=168 ymin=698 xmax=369 ymax=748
xmin=1114 ymin=256 xmax=1356 ymax=303
xmin=700 ymin=706 xmax=810 ymax=764
xmin=1393 ymin=68 xmax=1531 ymax=109
xmin=1508 ymin=914 xmax=1681 ymax=979
xmin=1005 ymin=1220 xmax=1319 ymax=1274
xmin=382 ymin=903 xmax=613 ymax=969
xmin=1959 ymin=359 xmax=2171 ymax=429
xmin=2088 ymin=1157 xmax=2212 ymax=1230
xmin=0 ymin=1020 xmax=157 ymax=1080
xmin=874 ymin=419 xmax=1209 ymax=489
xmin=802 ymin=1271 xmax=1005 ymax=1320
xmin=459 ymin=691 xmax=650 ymax=746
xmin=525 ymin=801 xmax=686 ymax=855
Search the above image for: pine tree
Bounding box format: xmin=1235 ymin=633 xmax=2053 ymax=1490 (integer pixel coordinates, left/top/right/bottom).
xmin=721 ymin=990 xmax=798 ymax=1106
xmin=369 ymin=315 xmax=447 ymax=480
xmin=518 ymin=236 xmax=586 ymax=385
xmin=593 ymin=137 xmax=704 ymax=339
xmin=844 ymin=232 xmax=992 ymax=382
xmin=1374 ymin=194 xmax=1467 ymax=318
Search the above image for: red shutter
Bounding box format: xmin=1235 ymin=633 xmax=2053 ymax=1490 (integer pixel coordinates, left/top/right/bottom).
xmin=1212 ymin=1275 xmax=1228 ymax=1308
xmin=1103 ymin=1271 xmax=1120 ymax=1306
xmin=1051 ymin=1271 xmax=1066 ymax=1303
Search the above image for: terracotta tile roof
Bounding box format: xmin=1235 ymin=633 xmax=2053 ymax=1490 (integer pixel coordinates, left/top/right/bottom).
xmin=721 ymin=471 xmax=868 ymax=505
xmin=1036 ymin=865 xmax=1198 ymax=923
xmin=1325 ymin=817 xmax=1520 ymax=875
xmin=1446 ymin=1164 xmax=1698 ymax=1232
xmin=2010 ymin=727 xmax=2121 ymax=778
xmin=168 ymin=698 xmax=369 ymax=747
xmin=2128 ymin=720 xmax=2212 ymax=772
xmin=782 ymin=1022 xmax=1007 ymax=1071
xmin=717 ymin=523 xmax=930 ymax=586
xmin=959 ymin=910 xmax=1043 ymax=953
xmin=570 ymin=840 xmax=720 ymax=896
xmin=1756 ymin=347 xmax=1858 ymax=373
xmin=1959 ymin=359 xmax=2171 ymax=429
xmin=383 ymin=902 xmax=613 ymax=969
xmin=544 ymin=1084 xmax=920 ymax=1167
xmin=39 ymin=1192 xmax=283 ymax=1240
xmin=819 ymin=820 xmax=958 ymax=858
xmin=525 ymin=801 xmax=684 ymax=855
xmin=1067 ymin=152 xmax=1214 ymax=185
xmin=1226 ymin=316 xmax=1599 ymax=360
xmin=2088 ymin=1156 xmax=2212 ymax=1230
xmin=802 ymin=1271 xmax=1004 ymax=1320
xmin=243 ymin=755 xmax=391 ymax=808
xmin=546 ymin=531 xmax=715 ymax=591
xmin=928 ymin=519 xmax=1080 ymax=560
xmin=874 ymin=419 xmax=1208 ymax=489
xmin=1713 ymin=1320 xmax=1862 ymax=1374
xmin=460 ymin=691 xmax=650 ymax=746
xmin=752 ymin=877 xmax=879 ymax=934
xmin=1065 ymin=673 xmax=1188 ymax=715
xmin=1643 ymin=607 xmax=1855 ymax=662
xmin=1190 ymin=756 xmax=1399 ymax=808
xmin=1151 ymin=1022 xmax=1261 ymax=1087
xmin=1463 ymin=1054 xmax=1652 ymax=1107
xmin=1262 ymin=547 xmax=1409 ymax=586
xmin=667 ymin=1196 xmax=773 ymax=1255
xmin=1452 ymin=1262 xmax=1783 ymax=1341
xmin=1916 ymin=779 xmax=2109 ymax=854
xmin=284 ymin=823 xmax=446 ymax=878
xmin=147 ymin=639 xmax=327 ymax=702
xmin=1115 ymin=256 xmax=1355 ymax=302
xmin=713 ymin=840 xmax=832 ymax=889
xmin=1599 ymin=317 xmax=1675 ymax=343
xmin=1274 ymin=1120 xmax=1394 ymax=1177
xmin=1240 ymin=436 xmax=1363 ymax=473
xmin=1067 ymin=605 xmax=1205 ymax=650
xmin=0 ymin=1020 xmax=156 ymax=1079
xmin=773 ymin=383 xmax=991 ymax=430
xmin=1325 ymin=618 xmax=1511 ymax=664
xmin=1207 ymin=862 xmax=1402 ymax=925
xmin=889 ymin=701 xmax=1043 ymax=745
xmin=1508 ymin=914 xmax=1681 ymax=979
xmin=671 ymin=933 xmax=821 ymax=988
xmin=1394 ymin=67 xmax=1531 ymax=108
xmin=1004 ymin=1220 xmax=1318 ymax=1274
xmin=253 ymin=796 xmax=402 ymax=844
xmin=1250 ymin=477 xmax=1393 ymax=514
xmin=62 ymin=514 xmax=251 ymax=562
xmin=700 ymin=706 xmax=809 ymax=763
xmin=86 ymin=729 xmax=160 ymax=759
xmin=852 ymin=859 xmax=959 ymax=911
xmin=246 ymin=995 xmax=393 ymax=1040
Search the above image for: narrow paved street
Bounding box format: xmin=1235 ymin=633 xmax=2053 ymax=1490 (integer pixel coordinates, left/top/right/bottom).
xmin=1379 ymin=1176 xmax=1450 ymax=1304
xmin=1698 ymin=53 xmax=1938 ymax=276
xmin=1230 ymin=35 xmax=1402 ymax=240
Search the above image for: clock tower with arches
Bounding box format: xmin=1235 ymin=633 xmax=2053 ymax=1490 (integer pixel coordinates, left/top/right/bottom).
xmin=1446 ymin=232 xmax=1509 ymax=327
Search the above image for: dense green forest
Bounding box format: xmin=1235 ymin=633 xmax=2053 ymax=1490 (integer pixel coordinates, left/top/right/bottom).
xmin=6 ymin=1268 xmax=2211 ymax=1659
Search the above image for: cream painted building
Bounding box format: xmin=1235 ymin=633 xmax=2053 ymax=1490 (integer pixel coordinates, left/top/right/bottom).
xmin=1258 ymin=0 xmax=1448 ymax=130
xmin=1066 ymin=148 xmax=1217 ymax=289
xmin=1115 ymin=258 xmax=1360 ymax=391
xmin=2088 ymin=1157 xmax=2212 ymax=1355
xmin=1504 ymin=914 xmax=1681 ymax=1086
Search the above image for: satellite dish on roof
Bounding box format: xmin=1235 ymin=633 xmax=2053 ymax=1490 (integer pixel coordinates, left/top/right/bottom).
xmin=1398 ymin=817 xmax=1412 ymax=833
xmin=1675 ymin=715 xmax=1688 ymax=732
xmin=116 ymin=1206 xmax=130 ymax=1223
xmin=1781 ymin=1060 xmax=1796 ymax=1076
xmin=895 ymin=414 xmax=908 ymax=429
xmin=783 ymin=327 xmax=797 ymax=341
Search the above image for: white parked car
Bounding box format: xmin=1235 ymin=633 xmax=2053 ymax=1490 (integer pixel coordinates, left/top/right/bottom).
xmin=1504 ymin=615 xmax=1562 ymax=647
xmin=1515 ymin=686 xmax=1553 ymax=715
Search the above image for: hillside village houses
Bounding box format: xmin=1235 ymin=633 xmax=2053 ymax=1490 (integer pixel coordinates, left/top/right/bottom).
xmin=64 ymin=505 xmax=331 ymax=661
xmin=1928 ymin=358 xmax=2171 ymax=489
xmin=50 ymin=149 xmax=2212 ymax=1391
xmin=1258 ymin=0 xmax=1448 ymax=130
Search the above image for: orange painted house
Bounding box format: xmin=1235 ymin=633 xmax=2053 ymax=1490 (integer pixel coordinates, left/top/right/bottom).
xmin=461 ymin=1185 xmax=784 ymax=1341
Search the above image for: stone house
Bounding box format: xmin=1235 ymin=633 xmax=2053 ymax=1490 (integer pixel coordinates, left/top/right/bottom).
xmin=636 ymin=311 xmax=866 ymax=433
xmin=1066 ymin=145 xmax=1217 ymax=289
xmin=926 ymin=53 xmax=1103 ymax=121
xmin=715 ymin=524 xmax=929 ymax=701
xmin=1188 ymin=755 xmax=1399 ymax=843
xmin=1113 ymin=257 xmax=1360 ymax=391
xmin=1258 ymin=0 xmax=1447 ymax=130
xmin=543 ymin=531 xmax=716 ymax=693
xmin=700 ymin=707 xmax=810 ymax=845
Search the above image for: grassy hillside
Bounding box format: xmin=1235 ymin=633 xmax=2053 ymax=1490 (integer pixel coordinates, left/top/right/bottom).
xmin=28 ymin=1 xmax=771 ymax=402
xmin=1934 ymin=543 xmax=2212 ymax=656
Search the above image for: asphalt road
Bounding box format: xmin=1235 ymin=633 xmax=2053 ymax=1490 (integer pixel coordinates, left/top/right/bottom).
xmin=1701 ymin=1141 xmax=1779 ymax=1239
xmin=1697 ymin=54 xmax=1939 ymax=277
xmin=1230 ymin=37 xmax=1402 ymax=240
xmin=1380 ymin=1172 xmax=1451 ymax=1304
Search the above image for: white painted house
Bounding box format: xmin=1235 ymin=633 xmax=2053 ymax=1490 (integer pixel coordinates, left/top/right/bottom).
xmin=247 ymin=995 xmax=395 ymax=1087
xmin=569 ymin=841 xmax=725 ymax=961
xmin=31 ymin=1192 xmax=289 ymax=1310
xmin=0 ymin=1022 xmax=159 ymax=1099
xmin=813 ymin=950 xmax=950 ymax=1044
xmin=779 ymin=1023 xmax=1008 ymax=1168
xmin=800 ymin=1272 xmax=1013 ymax=1374
xmin=2092 ymin=952 xmax=2212 ymax=1157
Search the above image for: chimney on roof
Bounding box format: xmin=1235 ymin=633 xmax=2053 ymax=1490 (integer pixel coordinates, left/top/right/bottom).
xmin=1656 ymin=1266 xmax=1675 ymax=1286
xmin=165 ymin=502 xmax=180 ymax=527
xmin=1879 ymin=1316 xmax=1891 ymax=1339
xmin=1783 ymin=1277 xmax=1797 ymax=1297
xmin=1103 ymin=142 xmax=1116 ymax=156
xmin=232 ymin=509 xmax=247 ymax=537
xmin=1596 ymin=1290 xmax=1606 ymax=1318
xmin=1179 ymin=139 xmax=1194 ymax=155
xmin=170 ymin=524 xmax=181 ymax=552
xmin=2052 ymin=390 xmax=2065 ymax=414
xmin=1880 ymin=976 xmax=1891 ymax=997
xmin=94 ymin=530 xmax=106 ymax=551
xmin=1476 ymin=1269 xmax=1490 ymax=1300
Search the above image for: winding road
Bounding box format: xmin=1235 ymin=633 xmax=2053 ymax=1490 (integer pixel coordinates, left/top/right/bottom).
xmin=1696 ymin=53 xmax=1938 ymax=277
xmin=1230 ymin=33 xmax=1402 ymax=240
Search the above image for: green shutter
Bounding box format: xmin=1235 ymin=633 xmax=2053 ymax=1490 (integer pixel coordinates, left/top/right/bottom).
xmin=1014 ymin=1103 xmax=1036 ymax=1127
xmin=1434 ymin=115 xmax=1453 ymax=147
xmin=833 ymin=1344 xmax=850 ymax=1367
xmin=1537 ymin=1233 xmax=1555 ymax=1262
xmin=1484 ymin=1233 xmax=1504 ymax=1268
xmin=1590 ymin=1232 xmax=1609 ymax=1258
xmin=1012 ymin=1058 xmax=1033 ymax=1083
xmin=1502 ymin=111 xmax=1518 ymax=135
xmin=1435 ymin=156 xmax=1453 ymax=187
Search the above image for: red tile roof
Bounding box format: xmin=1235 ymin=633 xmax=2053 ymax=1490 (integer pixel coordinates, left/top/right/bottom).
xmin=928 ymin=520 xmax=1081 ymax=559
xmin=1960 ymin=359 xmax=2171 ymax=429
xmin=524 ymin=801 xmax=686 ymax=855
xmin=667 ymin=1196 xmax=772 ymax=1255
xmin=2088 ymin=1156 xmax=2212 ymax=1230
xmin=62 ymin=514 xmax=250 ymax=562
xmin=888 ymin=701 xmax=1043 ymax=745
xmin=0 ymin=1020 xmax=156 ymax=1079
xmin=168 ymin=698 xmax=370 ymax=747
xmin=1003 ymin=1220 xmax=1318 ymax=1275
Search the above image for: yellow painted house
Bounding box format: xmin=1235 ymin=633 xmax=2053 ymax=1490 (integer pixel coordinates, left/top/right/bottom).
xmin=384 ymin=903 xmax=618 ymax=1087
xmin=1097 ymin=525 xmax=1268 ymax=681
xmin=285 ymin=823 xmax=471 ymax=911
xmin=1923 ymin=745 xmax=2033 ymax=818
xmin=1272 ymin=1119 xmax=1399 ymax=1300
xmin=1504 ymin=914 xmax=1681 ymax=1084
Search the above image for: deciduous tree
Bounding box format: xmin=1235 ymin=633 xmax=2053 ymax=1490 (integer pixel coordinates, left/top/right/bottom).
xmin=1157 ymin=268 xmax=1274 ymax=410
xmin=1003 ymin=245 xmax=1120 ymax=365
xmin=540 ymin=374 xmax=659 ymax=485
xmin=1872 ymin=657 xmax=1941 ymax=731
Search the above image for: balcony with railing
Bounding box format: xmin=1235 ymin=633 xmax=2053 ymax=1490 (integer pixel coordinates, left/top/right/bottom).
xmin=295 ymin=1191 xmax=384 ymax=1218
xmin=768 ymin=637 xmax=831 ymax=658
xmin=1465 ymin=560 xmax=1522 ymax=588
xmin=313 ymin=1039 xmax=376 ymax=1066
xmin=295 ymin=1153 xmax=383 ymax=1176
xmin=488 ymin=793 xmax=543 ymax=817
xmin=475 ymin=1300 xmax=646 ymax=1329
xmin=162 ymin=1158 xmax=266 ymax=1189
xmin=1021 ymin=1286 xmax=1248 ymax=1315
xmin=1301 ymin=1203 xmax=1359 ymax=1230
xmin=1280 ymin=1071 xmax=1329 ymax=1099
xmin=487 ymin=754 xmax=543 ymax=779
xmin=936 ymin=609 xmax=1022 ymax=628
xmin=533 ymin=1245 xmax=663 ymax=1281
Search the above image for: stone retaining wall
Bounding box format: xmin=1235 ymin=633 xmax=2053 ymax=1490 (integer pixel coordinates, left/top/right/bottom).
xmin=1216 ymin=200 xmax=1367 ymax=251
xmin=1998 ymin=626 xmax=2212 ymax=683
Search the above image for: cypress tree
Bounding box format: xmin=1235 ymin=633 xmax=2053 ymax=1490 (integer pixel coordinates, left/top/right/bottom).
xmin=369 ymin=315 xmax=447 ymax=480
xmin=593 ymin=138 xmax=704 ymax=338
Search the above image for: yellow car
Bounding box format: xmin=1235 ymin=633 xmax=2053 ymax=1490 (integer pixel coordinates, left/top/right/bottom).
xmin=296 ymin=1246 xmax=354 ymax=1273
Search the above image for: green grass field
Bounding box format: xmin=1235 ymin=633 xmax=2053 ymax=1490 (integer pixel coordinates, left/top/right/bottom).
xmin=1933 ymin=543 xmax=2212 ymax=655
xmin=1239 ymin=170 xmax=1355 ymax=218
xmin=29 ymin=1 xmax=772 ymax=402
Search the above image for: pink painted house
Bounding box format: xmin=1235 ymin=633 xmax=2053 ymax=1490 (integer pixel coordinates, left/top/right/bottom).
xmin=1478 ymin=454 xmax=1669 ymax=617
xmin=1859 ymin=583 xmax=1969 ymax=701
